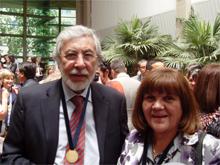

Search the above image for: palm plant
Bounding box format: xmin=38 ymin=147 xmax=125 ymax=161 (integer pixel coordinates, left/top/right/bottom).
xmin=102 ymin=17 xmax=172 ymax=67
xmin=158 ymin=14 xmax=220 ymax=71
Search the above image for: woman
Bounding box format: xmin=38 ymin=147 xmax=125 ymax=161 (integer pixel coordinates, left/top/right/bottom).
xmin=194 ymin=63 xmax=220 ymax=136
xmin=0 ymin=69 xmax=10 ymax=137
xmin=118 ymin=68 xmax=220 ymax=164
xmin=0 ymin=69 xmax=17 ymax=136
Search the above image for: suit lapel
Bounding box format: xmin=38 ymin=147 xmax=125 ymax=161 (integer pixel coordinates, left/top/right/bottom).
xmin=40 ymin=80 xmax=61 ymax=163
xmin=91 ymin=83 xmax=110 ymax=163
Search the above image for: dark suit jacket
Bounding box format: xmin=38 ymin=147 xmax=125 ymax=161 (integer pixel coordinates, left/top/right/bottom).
xmin=22 ymin=79 xmax=38 ymax=88
xmin=1 ymin=79 xmax=128 ymax=164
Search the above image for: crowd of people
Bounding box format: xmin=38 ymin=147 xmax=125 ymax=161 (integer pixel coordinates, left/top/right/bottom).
xmin=0 ymin=25 xmax=219 ymax=164
xmin=0 ymin=55 xmax=58 ymax=137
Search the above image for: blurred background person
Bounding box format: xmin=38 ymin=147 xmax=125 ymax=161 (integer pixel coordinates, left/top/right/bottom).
xmin=146 ymin=59 xmax=165 ymax=71
xmin=118 ymin=68 xmax=220 ymax=164
xmin=27 ymin=56 xmax=44 ymax=82
xmin=132 ymin=59 xmax=147 ymax=81
xmin=17 ymin=62 xmax=38 ymax=88
xmin=194 ymin=63 xmax=220 ymax=137
xmin=45 ymin=65 xmax=56 ymax=76
xmin=186 ymin=63 xmax=202 ymax=91
xmin=110 ymin=58 xmax=140 ymax=110
xmin=0 ymin=55 xmax=9 ymax=69
xmin=0 ymin=70 xmax=10 ymax=137
xmin=0 ymin=69 xmax=17 ymax=136
xmin=98 ymin=60 xmax=124 ymax=94
xmin=39 ymin=69 xmax=61 ymax=84
xmin=8 ymin=55 xmax=18 ymax=74
xmin=98 ymin=60 xmax=111 ymax=85
xmin=110 ymin=58 xmax=140 ymax=130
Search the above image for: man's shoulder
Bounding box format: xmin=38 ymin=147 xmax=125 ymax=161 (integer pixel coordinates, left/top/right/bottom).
xmin=132 ymin=75 xmax=141 ymax=81
xmin=23 ymin=79 xmax=38 ymax=87
xmin=20 ymin=79 xmax=60 ymax=96
xmin=130 ymin=77 xmax=141 ymax=85
xmin=116 ymin=73 xmax=140 ymax=85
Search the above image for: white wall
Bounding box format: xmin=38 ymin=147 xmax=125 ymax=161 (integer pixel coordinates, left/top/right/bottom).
xmin=192 ymin=0 xmax=220 ymax=23
xmin=92 ymin=0 xmax=175 ymax=31
xmin=91 ymin=0 xmax=176 ymax=39
xmin=91 ymin=0 xmax=220 ymax=39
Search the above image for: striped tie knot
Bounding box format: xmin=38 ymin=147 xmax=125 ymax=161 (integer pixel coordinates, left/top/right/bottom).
xmin=71 ymin=95 xmax=84 ymax=109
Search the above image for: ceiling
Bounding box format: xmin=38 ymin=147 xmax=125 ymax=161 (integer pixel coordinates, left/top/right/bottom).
xmin=0 ymin=0 xmax=76 ymax=10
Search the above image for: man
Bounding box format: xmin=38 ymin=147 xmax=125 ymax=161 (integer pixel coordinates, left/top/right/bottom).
xmin=17 ymin=61 xmax=38 ymax=88
xmin=132 ymin=59 xmax=147 ymax=81
xmin=146 ymin=59 xmax=165 ymax=71
xmin=109 ymin=59 xmax=140 ymax=130
xmin=1 ymin=25 xmax=128 ymax=164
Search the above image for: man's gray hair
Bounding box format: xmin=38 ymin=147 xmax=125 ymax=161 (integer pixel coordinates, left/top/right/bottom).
xmin=53 ymin=25 xmax=102 ymax=63
xmin=110 ymin=59 xmax=126 ymax=73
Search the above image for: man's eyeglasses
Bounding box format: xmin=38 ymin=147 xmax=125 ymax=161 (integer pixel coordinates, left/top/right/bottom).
xmin=64 ymin=53 xmax=97 ymax=62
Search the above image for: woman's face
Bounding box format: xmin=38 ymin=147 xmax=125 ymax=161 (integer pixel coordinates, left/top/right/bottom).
xmin=142 ymin=91 xmax=182 ymax=135
xmin=3 ymin=76 xmax=14 ymax=89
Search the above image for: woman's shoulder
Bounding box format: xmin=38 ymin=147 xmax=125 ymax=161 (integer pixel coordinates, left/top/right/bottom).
xmin=203 ymin=133 xmax=220 ymax=146
xmin=181 ymin=131 xmax=220 ymax=164
xmin=183 ymin=131 xmax=220 ymax=155
xmin=126 ymin=129 xmax=144 ymax=143
xmin=118 ymin=129 xmax=145 ymax=165
xmin=202 ymin=133 xmax=220 ymax=163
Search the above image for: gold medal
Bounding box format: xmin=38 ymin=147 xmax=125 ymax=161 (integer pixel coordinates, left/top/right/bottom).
xmin=66 ymin=149 xmax=78 ymax=163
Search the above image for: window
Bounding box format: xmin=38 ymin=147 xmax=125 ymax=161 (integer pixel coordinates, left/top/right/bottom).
xmin=0 ymin=0 xmax=76 ymax=60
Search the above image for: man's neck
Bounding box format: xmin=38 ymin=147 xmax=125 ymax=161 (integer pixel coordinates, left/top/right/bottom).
xmin=73 ymin=89 xmax=84 ymax=94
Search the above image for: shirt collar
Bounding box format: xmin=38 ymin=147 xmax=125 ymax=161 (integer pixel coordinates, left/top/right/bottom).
xmin=61 ymin=80 xmax=92 ymax=102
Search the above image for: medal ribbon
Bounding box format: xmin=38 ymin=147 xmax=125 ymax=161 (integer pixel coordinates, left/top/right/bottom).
xmin=60 ymin=81 xmax=90 ymax=150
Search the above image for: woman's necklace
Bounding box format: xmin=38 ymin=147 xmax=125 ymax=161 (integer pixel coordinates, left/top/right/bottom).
xmin=152 ymin=146 xmax=161 ymax=159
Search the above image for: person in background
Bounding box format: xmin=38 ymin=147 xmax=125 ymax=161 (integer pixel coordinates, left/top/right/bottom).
xmin=46 ymin=65 xmax=56 ymax=76
xmin=39 ymin=67 xmax=61 ymax=84
xmin=110 ymin=58 xmax=140 ymax=110
xmin=8 ymin=55 xmax=17 ymax=74
xmin=0 ymin=70 xmax=10 ymax=137
xmin=98 ymin=60 xmax=111 ymax=85
xmin=98 ymin=60 xmax=124 ymax=94
xmin=194 ymin=63 xmax=220 ymax=137
xmin=118 ymin=68 xmax=220 ymax=165
xmin=132 ymin=59 xmax=147 ymax=81
xmin=186 ymin=63 xmax=202 ymax=91
xmin=17 ymin=61 xmax=38 ymax=88
xmin=0 ymin=69 xmax=17 ymax=136
xmin=0 ymin=69 xmax=9 ymax=153
xmin=110 ymin=59 xmax=140 ymax=130
xmin=1 ymin=25 xmax=128 ymax=164
xmin=35 ymin=57 xmax=44 ymax=81
xmin=27 ymin=56 xmax=44 ymax=82
xmin=0 ymin=55 xmax=9 ymax=69
xmin=146 ymin=59 xmax=165 ymax=71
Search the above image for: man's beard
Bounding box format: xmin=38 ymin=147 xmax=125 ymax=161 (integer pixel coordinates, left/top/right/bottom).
xmin=59 ymin=65 xmax=96 ymax=92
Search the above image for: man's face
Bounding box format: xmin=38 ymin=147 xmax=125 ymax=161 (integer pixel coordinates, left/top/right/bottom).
xmin=138 ymin=62 xmax=147 ymax=75
xmin=58 ymin=36 xmax=98 ymax=92
xmin=16 ymin=70 xmax=25 ymax=84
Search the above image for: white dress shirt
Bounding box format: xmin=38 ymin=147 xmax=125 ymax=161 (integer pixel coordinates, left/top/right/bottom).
xmin=54 ymin=81 xmax=100 ymax=165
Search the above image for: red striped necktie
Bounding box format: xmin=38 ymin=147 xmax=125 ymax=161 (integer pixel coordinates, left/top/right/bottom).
xmin=64 ymin=95 xmax=85 ymax=165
